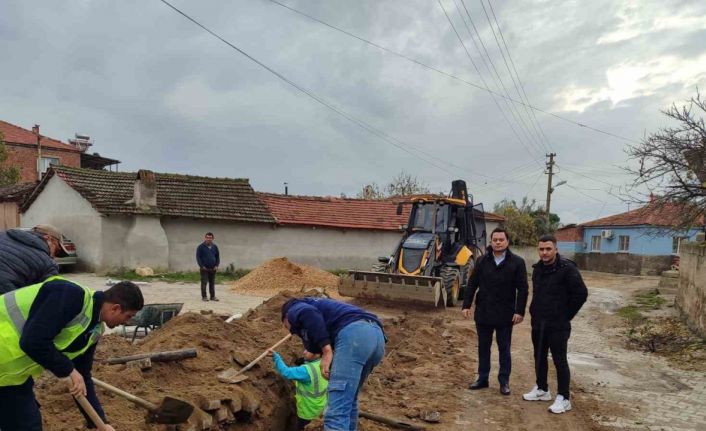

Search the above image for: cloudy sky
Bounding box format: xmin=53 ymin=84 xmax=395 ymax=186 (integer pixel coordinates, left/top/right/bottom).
xmin=1 ymin=0 xmax=705 ymax=223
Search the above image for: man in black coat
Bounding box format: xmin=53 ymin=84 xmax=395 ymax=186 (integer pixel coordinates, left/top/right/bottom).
xmin=0 ymin=225 xmax=61 ymax=294
xmin=462 ymin=227 xmax=528 ymax=395
xmin=523 ymin=234 xmax=587 ymax=414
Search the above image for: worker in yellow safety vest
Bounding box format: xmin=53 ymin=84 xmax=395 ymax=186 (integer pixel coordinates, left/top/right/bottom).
xmin=0 ymin=276 xmax=144 ymax=431
xmin=270 ymin=348 xmax=328 ymax=430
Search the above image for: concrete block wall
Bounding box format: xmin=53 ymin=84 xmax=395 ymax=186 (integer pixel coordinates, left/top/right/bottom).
xmin=676 ymin=241 xmax=706 ymax=338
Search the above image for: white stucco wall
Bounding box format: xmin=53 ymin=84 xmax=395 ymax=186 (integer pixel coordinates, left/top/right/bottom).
xmin=21 ymin=176 xmax=103 ymax=270
xmin=161 ymin=218 xmax=402 ymax=271
xmin=125 ymin=215 xmax=169 ymax=270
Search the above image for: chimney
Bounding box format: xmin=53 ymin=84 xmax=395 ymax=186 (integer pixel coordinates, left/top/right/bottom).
xmin=32 ymin=124 xmax=39 ymax=135
xmin=133 ymin=170 xmax=157 ymax=209
xmin=649 ymin=193 xmax=656 ymax=203
xmin=284 ymin=182 xmax=289 ymax=196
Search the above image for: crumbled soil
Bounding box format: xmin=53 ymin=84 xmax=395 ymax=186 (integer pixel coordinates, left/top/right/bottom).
xmin=624 ymin=316 xmax=706 ymax=371
xmin=230 ymin=258 xmax=339 ymax=298
xmin=35 ymin=270 xmax=611 ymax=431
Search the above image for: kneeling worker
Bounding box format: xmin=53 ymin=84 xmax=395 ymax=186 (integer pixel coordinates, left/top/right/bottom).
xmin=0 ymin=277 xmax=144 ymax=430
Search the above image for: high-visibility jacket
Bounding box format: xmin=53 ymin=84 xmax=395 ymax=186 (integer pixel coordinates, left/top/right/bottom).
xmin=294 ymin=359 xmax=328 ymax=420
xmin=0 ymin=276 xmax=102 ymax=386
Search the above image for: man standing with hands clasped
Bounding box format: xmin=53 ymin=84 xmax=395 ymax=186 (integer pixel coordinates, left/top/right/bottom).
xmin=462 ymin=227 xmax=528 ymax=395
xmin=196 ymin=232 xmax=220 ymax=302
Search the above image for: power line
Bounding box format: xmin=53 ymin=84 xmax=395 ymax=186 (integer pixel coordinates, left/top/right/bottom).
xmin=481 ymin=0 xmax=552 ymax=153
xmin=264 ymin=0 xmax=639 ymax=144
xmin=437 ymin=0 xmax=544 ymax=167
xmin=158 ymin=0 xmax=473 ymax=179
xmin=454 ymin=0 xmax=546 ymax=156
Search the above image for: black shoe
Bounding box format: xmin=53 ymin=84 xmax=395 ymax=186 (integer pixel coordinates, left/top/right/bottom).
xmin=201 ymin=297 xmax=209 ymax=302
xmin=210 ymin=297 xmax=220 ymax=302
xmin=469 ymin=380 xmax=489 ymax=390
xmin=500 ymin=384 xmax=511 ymax=396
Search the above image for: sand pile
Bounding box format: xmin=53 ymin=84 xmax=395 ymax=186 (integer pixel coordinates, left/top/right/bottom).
xmin=230 ymin=257 xmax=339 ymax=296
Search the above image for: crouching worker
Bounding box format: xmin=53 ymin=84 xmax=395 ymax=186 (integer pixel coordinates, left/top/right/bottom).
xmin=270 ymin=348 xmax=328 ymax=430
xmin=0 ymin=277 xmax=144 ymax=431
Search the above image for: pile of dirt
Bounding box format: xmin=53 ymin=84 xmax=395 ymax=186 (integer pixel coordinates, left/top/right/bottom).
xmin=36 ymin=291 xmax=311 ymax=431
xmin=230 ymin=257 xmax=339 ymax=297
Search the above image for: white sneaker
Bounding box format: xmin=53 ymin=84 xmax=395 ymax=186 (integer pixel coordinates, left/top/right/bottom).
xmin=548 ymin=395 xmax=572 ymax=414
xmin=522 ymin=385 xmax=552 ymax=401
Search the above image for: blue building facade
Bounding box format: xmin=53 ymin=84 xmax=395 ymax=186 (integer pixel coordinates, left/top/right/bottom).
xmin=580 ymin=226 xmax=701 ymax=256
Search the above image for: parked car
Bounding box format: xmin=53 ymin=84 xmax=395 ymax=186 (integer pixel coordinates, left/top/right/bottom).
xmin=19 ymin=228 xmax=78 ymax=267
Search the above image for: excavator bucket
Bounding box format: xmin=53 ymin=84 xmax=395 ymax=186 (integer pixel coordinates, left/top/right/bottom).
xmin=339 ymin=271 xmax=447 ymax=307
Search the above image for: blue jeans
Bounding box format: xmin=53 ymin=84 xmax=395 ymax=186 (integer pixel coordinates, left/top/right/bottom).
xmin=324 ymin=320 xmax=385 ymax=431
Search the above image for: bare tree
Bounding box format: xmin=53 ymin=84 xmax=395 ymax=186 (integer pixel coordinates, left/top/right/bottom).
xmin=356 ymin=171 xmax=429 ymax=199
xmin=385 ymin=171 xmax=429 ymax=197
xmin=626 ymin=91 xmax=706 ymax=231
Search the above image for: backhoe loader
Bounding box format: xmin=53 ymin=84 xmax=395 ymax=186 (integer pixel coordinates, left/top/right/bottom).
xmin=339 ymin=180 xmax=487 ymax=307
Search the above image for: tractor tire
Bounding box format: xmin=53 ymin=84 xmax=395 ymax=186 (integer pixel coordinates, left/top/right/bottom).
xmin=440 ymin=266 xmax=461 ymax=307
xmin=458 ymin=258 xmax=475 ymax=301
xmin=371 ymin=262 xmax=389 ymax=273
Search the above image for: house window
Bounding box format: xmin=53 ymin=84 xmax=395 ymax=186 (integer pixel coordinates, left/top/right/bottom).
xmin=591 ymin=235 xmax=601 ymax=252
xmin=672 ymin=236 xmax=688 ymax=254
xmin=39 ymin=157 xmax=60 ymax=175
xmin=618 ymin=235 xmax=630 ymax=252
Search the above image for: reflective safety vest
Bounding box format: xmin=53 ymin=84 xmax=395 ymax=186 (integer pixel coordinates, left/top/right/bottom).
xmin=295 ymin=359 xmax=328 ymax=420
xmin=0 ymin=276 xmax=102 ymax=386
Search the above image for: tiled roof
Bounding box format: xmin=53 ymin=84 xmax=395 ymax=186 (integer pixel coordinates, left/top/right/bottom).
xmin=259 ymin=193 xmax=505 ymax=231
xmin=260 ymin=193 xmax=408 ymax=231
xmin=580 ymin=202 xmax=704 ymax=227
xmin=22 ymin=166 xmax=275 ymax=224
xmin=0 ymin=120 xmax=80 ymax=152
xmin=0 ymin=182 xmax=37 ymax=202
xmin=555 ymin=224 xmax=583 ymax=242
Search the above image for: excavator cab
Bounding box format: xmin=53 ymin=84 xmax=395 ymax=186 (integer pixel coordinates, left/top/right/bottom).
xmin=340 ymin=180 xmax=487 ymax=307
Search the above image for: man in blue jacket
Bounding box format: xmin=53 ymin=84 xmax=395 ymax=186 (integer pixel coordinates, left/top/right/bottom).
xmin=196 ymin=232 xmax=220 ymax=301
xmin=281 ymin=297 xmax=385 ymax=431
xmin=0 ymin=224 xmax=62 ymax=294
xmin=0 ymin=277 xmax=144 ymax=430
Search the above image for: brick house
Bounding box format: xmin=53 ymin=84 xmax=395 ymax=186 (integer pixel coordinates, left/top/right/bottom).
xmin=0 ymin=120 xmax=81 ymax=182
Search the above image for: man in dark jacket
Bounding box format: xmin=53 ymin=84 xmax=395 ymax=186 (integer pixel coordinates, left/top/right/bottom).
xmin=281 ymin=297 xmax=385 ymax=431
xmin=0 ymin=225 xmax=61 ymax=294
xmin=196 ymin=232 xmax=220 ymax=301
xmin=523 ymin=234 xmax=587 ymax=414
xmin=0 ymin=277 xmax=144 ymax=430
xmin=462 ymin=227 xmax=528 ymax=395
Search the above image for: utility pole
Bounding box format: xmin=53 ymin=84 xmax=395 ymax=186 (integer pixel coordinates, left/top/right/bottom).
xmin=545 ymin=153 xmax=556 ymax=223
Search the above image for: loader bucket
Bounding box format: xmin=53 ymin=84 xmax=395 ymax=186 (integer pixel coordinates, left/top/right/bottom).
xmin=339 ymin=271 xmax=447 ymax=307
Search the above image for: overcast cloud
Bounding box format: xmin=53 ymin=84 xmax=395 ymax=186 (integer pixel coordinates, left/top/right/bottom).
xmin=1 ymin=0 xmax=705 ymax=224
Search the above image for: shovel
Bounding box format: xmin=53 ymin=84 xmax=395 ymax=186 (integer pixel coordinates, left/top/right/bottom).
xmin=92 ymin=377 xmax=194 ymax=424
xmin=218 ymin=333 xmax=292 ymax=384
xmin=66 ymin=378 xmax=110 ymax=431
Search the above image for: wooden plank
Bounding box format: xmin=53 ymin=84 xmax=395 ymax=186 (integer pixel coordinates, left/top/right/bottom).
xmin=106 ymin=348 xmax=197 ymax=365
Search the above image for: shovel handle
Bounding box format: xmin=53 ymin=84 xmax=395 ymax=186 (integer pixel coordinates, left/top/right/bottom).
xmin=92 ymin=377 xmax=159 ymax=411
xmin=66 ymin=379 xmax=109 ymax=430
xmin=236 ymin=333 xmax=292 ymax=376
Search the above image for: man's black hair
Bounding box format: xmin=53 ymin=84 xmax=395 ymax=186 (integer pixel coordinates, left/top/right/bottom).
xmin=205 ymin=232 xmax=214 ymax=237
xmin=104 ymin=281 xmax=144 ymax=311
xmin=538 ymin=234 xmax=557 ymax=244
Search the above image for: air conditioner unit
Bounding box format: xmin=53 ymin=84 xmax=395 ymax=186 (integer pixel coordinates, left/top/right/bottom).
xmin=601 ymin=229 xmax=614 ymax=239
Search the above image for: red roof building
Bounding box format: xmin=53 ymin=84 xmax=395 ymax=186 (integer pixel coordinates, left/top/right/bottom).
xmin=0 ymin=120 xmax=81 ymax=182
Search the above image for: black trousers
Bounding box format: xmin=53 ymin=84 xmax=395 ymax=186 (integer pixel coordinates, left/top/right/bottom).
xmin=531 ymin=325 xmax=571 ymax=399
xmin=475 ymin=323 xmax=513 ymax=385
xmin=200 ymin=268 xmax=216 ymax=299
xmin=0 ymin=378 xmax=42 ymax=431
xmin=296 ymin=417 xmax=311 ymax=430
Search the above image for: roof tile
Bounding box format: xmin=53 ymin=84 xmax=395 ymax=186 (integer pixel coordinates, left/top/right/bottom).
xmin=0 ymin=120 xmax=80 ymax=152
